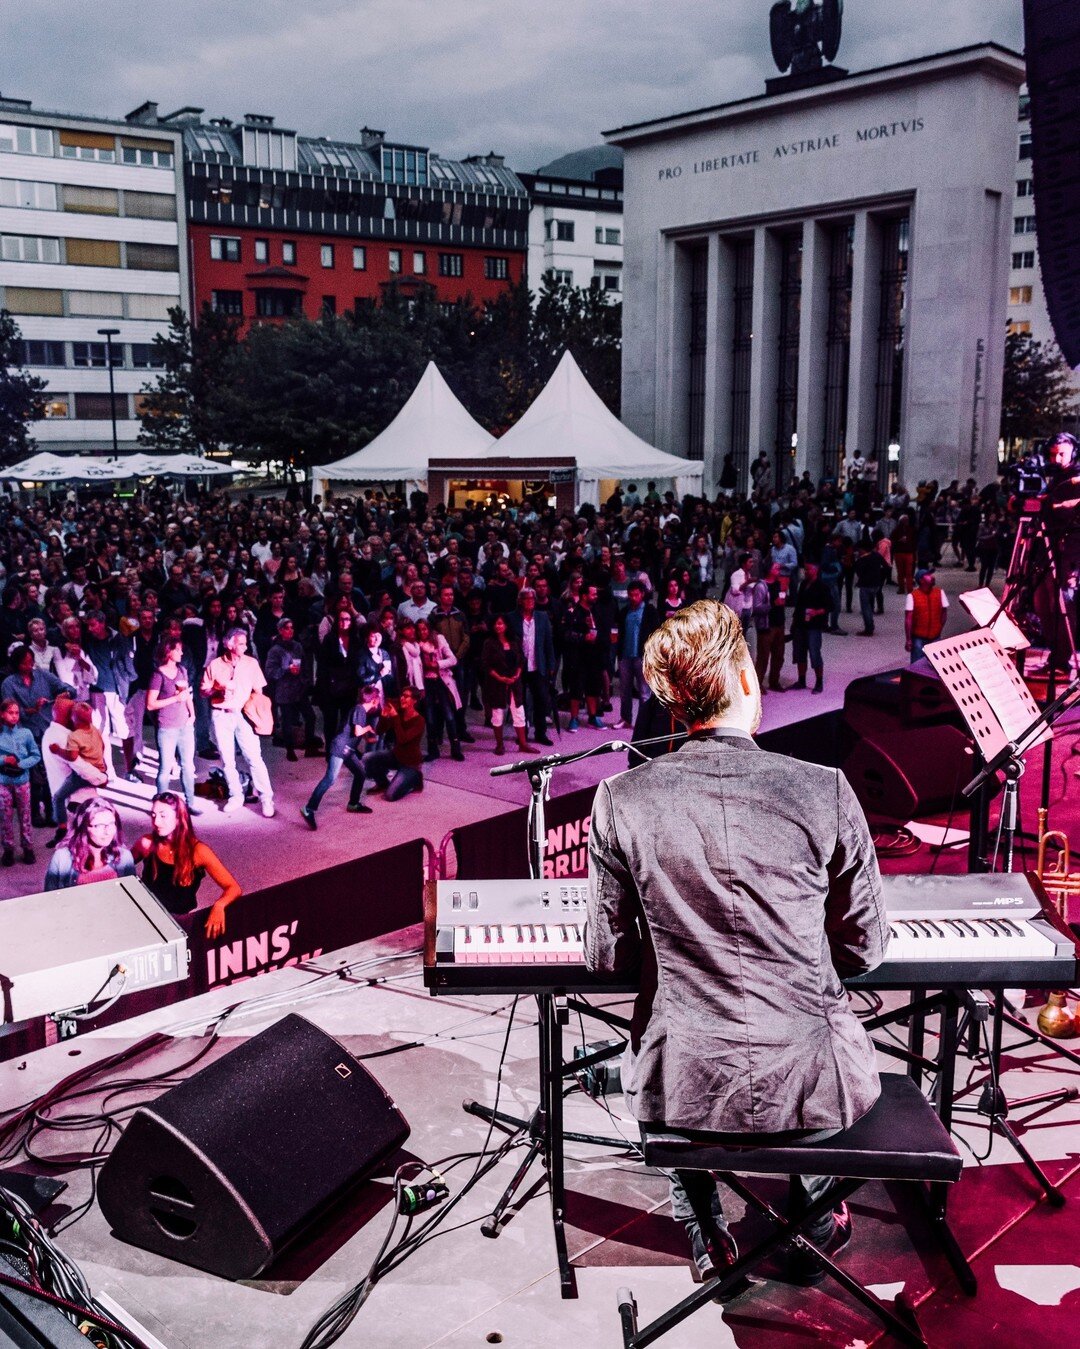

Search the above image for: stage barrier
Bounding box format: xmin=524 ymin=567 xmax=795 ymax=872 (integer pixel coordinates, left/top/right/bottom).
xmin=0 ymin=835 xmax=429 ymax=1062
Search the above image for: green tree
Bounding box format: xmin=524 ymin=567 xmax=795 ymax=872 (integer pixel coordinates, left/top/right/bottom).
xmin=0 ymin=310 xmax=47 ymax=466
xmin=1000 ymin=329 xmax=1078 ymax=450
xmin=137 ymin=305 xmax=241 ymax=454
xmin=530 ymin=274 xmax=622 ymax=416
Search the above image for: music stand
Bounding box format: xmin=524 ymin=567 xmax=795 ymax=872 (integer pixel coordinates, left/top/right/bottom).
xmin=921 ymin=631 xmax=1076 ymax=1203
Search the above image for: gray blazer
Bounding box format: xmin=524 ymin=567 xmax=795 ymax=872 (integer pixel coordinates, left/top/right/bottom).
xmin=585 ymin=730 xmax=887 ymax=1136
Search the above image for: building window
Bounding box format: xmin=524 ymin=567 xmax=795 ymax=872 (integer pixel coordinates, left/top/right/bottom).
xmin=595 ymin=226 xmax=604 ymax=245
xmin=130 ymin=342 xmax=166 ymax=368
xmin=321 ymin=294 xmax=336 ymax=316
xmin=125 ymin=293 xmax=174 ymax=320
xmin=210 ymin=235 xmax=241 ymax=262
xmin=730 ymin=237 xmax=754 ymax=491
xmin=67 ymin=290 xmax=124 ymax=317
xmin=61 ymin=184 xmax=119 ymax=216
xmin=126 ymin=242 xmax=179 ymax=272
xmin=5 ymin=286 xmax=63 ymax=316
xmin=65 ymin=238 xmax=121 ymax=268
xmin=352 ymin=245 xmax=366 ymax=270
xmin=121 ymin=138 xmax=174 ymax=168
xmin=1019 ymin=131 xmax=1032 ymax=160
xmin=74 ymin=392 xmax=126 ymax=420
xmin=380 ymin=146 xmax=428 ymax=186
xmin=438 ymin=252 xmax=463 ymax=278
xmin=211 ymin=289 xmax=243 ymax=315
xmin=605 ymin=228 xmax=621 ymax=245
xmin=556 ymin=220 xmax=575 ymax=241
xmin=254 ymin=289 xmax=303 ymax=318
xmin=1016 ymin=179 xmax=1034 ymax=198
xmin=0 ymin=179 xmax=58 ymax=210
xmin=413 ymin=250 xmax=426 ymax=275
xmin=823 ymin=222 xmax=854 ymax=484
xmin=58 ymin=129 xmax=115 ymax=162
xmin=1011 ymin=250 xmax=1036 ymax=269
xmin=873 ymin=215 xmax=910 ymax=478
xmin=771 ymin=230 xmax=804 ymax=485
xmin=1008 ymin=319 xmax=1032 ymax=335
xmin=72 ymin=341 xmax=122 ymax=368
xmin=0 ymin=233 xmax=61 ymax=263
xmin=546 ymin=268 xmax=573 ymax=286
xmin=686 ymin=244 xmax=708 ymax=462
xmin=1014 ymin=215 xmax=1038 ymax=235
xmin=1009 ymin=285 xmax=1034 ymax=304
xmin=254 ymin=239 xmax=269 ymax=263
xmin=484 ymin=256 xmax=509 ymax=281
xmin=21 ymin=340 xmax=66 ymax=366
xmin=0 ymin=123 xmax=55 ymax=156
xmin=122 ymin=190 xmax=176 ymax=220
xmin=282 ymin=240 xmax=296 ymax=265
xmin=389 ymin=249 xmax=402 ymax=275
xmin=320 ymin=243 xmax=334 ymax=268
xmin=1018 ymin=92 xmax=1031 ymax=121
xmin=42 ymin=397 xmax=70 ymax=419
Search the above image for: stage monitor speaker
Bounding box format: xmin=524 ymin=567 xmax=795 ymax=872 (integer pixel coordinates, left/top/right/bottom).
xmin=842 ymin=725 xmax=973 ymax=822
xmin=1023 ymin=0 xmax=1080 ymax=367
xmin=97 ymin=1014 xmax=410 ymax=1279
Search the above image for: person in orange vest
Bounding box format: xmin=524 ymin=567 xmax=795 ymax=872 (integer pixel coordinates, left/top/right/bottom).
xmin=904 ymin=568 xmax=949 ymax=662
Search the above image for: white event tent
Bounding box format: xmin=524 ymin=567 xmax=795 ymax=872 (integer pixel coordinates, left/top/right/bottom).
xmin=311 ymin=362 xmax=495 ymax=499
xmin=490 ymin=351 xmax=704 ymax=507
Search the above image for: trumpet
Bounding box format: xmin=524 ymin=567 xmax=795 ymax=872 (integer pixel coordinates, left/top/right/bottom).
xmin=1036 ymin=808 xmax=1080 ymax=918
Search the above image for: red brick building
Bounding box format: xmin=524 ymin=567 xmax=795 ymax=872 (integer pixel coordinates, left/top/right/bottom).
xmin=125 ymin=106 xmax=528 ymax=328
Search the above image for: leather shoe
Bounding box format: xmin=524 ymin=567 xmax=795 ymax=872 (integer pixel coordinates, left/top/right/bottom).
xmin=685 ymin=1220 xmax=753 ymax=1302
xmin=535 ymin=736 xmax=554 ymax=746
xmin=784 ymin=1203 xmax=853 ymax=1286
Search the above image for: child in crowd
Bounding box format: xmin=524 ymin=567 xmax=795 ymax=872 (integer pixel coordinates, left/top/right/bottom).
xmin=48 ymin=700 xmax=109 ymax=840
xmin=0 ymin=696 xmax=41 ymax=865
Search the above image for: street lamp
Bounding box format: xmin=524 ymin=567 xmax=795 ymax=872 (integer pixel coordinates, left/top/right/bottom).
xmin=97 ymin=327 xmax=120 ymax=457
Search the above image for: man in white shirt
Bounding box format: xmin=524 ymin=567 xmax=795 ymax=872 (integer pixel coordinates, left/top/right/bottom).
xmin=397 ymin=580 xmax=436 ymax=626
xmin=201 ymin=628 xmax=275 ymax=816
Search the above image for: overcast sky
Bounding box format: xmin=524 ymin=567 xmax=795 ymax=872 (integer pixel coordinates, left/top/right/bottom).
xmin=4 ymin=1 xmax=1025 ymax=170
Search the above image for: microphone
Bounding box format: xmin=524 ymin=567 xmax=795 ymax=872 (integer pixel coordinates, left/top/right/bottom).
xmin=489 ymin=741 xmax=632 ymax=777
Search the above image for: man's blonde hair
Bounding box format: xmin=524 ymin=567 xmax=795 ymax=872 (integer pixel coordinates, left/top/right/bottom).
xmin=642 ymin=599 xmax=749 ymax=725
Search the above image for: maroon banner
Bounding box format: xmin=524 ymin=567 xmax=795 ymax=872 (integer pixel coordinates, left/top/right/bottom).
xmin=453 ymin=784 xmax=599 ymax=880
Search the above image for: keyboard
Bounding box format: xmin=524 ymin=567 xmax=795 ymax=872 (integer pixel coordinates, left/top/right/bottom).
xmin=424 ymin=873 xmax=1079 ymax=996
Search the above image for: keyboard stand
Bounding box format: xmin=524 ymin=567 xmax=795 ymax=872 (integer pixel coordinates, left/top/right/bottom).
xmin=463 ymin=993 xmax=631 ymax=1297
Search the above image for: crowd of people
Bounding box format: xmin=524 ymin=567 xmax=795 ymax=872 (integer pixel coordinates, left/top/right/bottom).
xmin=0 ymin=462 xmax=1017 ymax=908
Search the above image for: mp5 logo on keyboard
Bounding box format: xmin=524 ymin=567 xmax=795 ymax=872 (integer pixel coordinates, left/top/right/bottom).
xmin=972 ymin=897 xmax=1026 ymax=907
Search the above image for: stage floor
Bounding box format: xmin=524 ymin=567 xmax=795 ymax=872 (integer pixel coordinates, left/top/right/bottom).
xmin=0 ymin=562 xmax=988 ymax=906
xmin=3 ymin=925 xmax=1080 ymax=1348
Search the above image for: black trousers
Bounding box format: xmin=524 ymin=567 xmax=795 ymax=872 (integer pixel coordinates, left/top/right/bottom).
xmin=523 ymin=669 xmax=550 ymax=736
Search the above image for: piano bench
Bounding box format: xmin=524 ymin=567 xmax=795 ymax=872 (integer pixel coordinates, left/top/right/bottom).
xmin=617 ymin=1074 xmax=962 ymax=1349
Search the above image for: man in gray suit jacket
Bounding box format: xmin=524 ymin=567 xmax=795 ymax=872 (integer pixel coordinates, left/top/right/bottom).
xmin=586 ymin=598 xmax=887 ymax=1289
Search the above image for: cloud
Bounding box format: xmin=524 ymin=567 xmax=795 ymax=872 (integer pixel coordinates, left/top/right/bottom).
xmin=1 ymin=0 xmax=1025 ymax=169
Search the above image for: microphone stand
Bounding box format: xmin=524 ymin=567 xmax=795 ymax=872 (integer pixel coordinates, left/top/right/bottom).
xmin=463 ymin=732 xmax=678 ymax=1295
xmin=951 ymin=672 xmax=1080 ymax=1204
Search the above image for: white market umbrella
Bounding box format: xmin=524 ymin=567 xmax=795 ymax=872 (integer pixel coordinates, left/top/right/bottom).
xmin=0 ymin=452 xmax=93 ymax=482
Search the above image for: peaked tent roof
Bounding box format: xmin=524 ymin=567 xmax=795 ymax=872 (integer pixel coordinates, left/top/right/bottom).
xmin=494 ymin=352 xmax=703 ymax=482
xmin=315 ymin=362 xmax=495 ymax=483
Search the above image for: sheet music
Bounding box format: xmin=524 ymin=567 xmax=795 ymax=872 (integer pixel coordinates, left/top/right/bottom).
xmin=959 ymin=645 xmax=1043 ymax=744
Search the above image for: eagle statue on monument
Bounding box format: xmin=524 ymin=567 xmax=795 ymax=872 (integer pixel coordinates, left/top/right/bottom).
xmin=769 ymin=0 xmax=843 ymax=75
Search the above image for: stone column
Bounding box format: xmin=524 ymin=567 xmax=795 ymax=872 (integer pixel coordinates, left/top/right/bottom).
xmin=845 ymin=209 xmax=882 ymax=468
xmin=748 ymin=225 xmax=781 ymax=468
xmin=705 ymin=232 xmax=735 ymax=497
xmin=796 ymin=217 xmax=830 ymax=484
xmin=661 ymin=237 xmax=693 ymax=459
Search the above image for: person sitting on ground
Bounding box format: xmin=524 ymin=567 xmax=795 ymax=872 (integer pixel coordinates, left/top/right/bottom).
xmin=301 ymin=682 xmax=381 ymax=828
xmin=0 ymin=696 xmax=41 ymax=866
xmin=134 ymin=792 xmax=241 ymax=937
xmin=343 ymin=686 xmax=426 ymax=808
xmin=45 ymin=798 xmax=135 ymax=890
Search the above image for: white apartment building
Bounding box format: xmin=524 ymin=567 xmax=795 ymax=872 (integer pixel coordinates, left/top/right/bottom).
xmin=520 ymin=147 xmax=623 ymax=296
xmin=0 ymin=96 xmax=187 ymax=454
